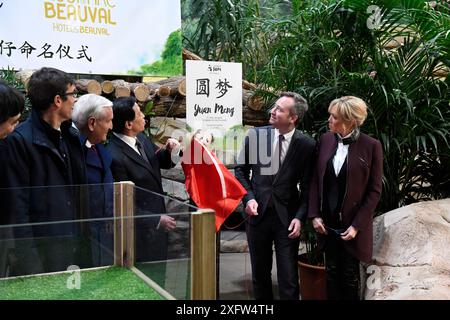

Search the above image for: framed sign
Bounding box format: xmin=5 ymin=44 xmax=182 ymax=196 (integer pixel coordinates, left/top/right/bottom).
xmin=0 ymin=0 xmax=181 ymax=76
xmin=186 ymin=60 xmax=242 ymax=136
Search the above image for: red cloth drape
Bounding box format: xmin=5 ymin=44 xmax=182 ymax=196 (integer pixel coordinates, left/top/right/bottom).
xmin=181 ymin=138 xmax=247 ymax=232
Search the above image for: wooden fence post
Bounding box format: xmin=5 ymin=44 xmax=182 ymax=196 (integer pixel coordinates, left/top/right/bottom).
xmin=114 ymin=181 xmax=135 ymax=268
xmin=191 ymin=209 xmax=216 ymax=300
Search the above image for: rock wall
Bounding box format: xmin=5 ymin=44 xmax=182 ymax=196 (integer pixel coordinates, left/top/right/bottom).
xmin=365 ymin=199 xmax=450 ymax=299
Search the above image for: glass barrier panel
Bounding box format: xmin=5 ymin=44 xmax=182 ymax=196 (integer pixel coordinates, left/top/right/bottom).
xmin=0 ymin=183 xmax=203 ymax=300
xmin=133 ymin=186 xmax=196 ymax=300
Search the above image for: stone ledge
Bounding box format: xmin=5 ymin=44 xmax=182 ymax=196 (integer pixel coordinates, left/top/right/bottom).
xmin=220 ymin=239 xmax=249 ymax=253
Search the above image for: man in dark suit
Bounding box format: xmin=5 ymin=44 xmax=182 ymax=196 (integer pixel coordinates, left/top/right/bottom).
xmin=106 ymin=96 xmax=179 ymax=262
xmin=235 ymin=92 xmax=315 ymax=300
xmin=72 ymin=93 xmax=114 ymax=266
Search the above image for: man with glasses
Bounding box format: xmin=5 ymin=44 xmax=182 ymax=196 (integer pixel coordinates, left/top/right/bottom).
xmin=3 ymin=67 xmax=89 ymax=276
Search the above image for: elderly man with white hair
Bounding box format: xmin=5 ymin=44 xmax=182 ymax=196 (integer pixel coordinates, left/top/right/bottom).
xmin=72 ymin=93 xmax=114 ymax=266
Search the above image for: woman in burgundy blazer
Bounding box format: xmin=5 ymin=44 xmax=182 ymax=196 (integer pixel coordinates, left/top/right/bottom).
xmin=308 ymin=96 xmax=383 ymax=300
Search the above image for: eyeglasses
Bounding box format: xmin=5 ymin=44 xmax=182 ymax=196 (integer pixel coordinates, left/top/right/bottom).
xmin=61 ymin=91 xmax=79 ymax=98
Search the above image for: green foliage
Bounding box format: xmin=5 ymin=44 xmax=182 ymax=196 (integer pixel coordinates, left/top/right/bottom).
xmin=0 ymin=67 xmax=23 ymax=89
xmin=137 ymin=30 xmax=182 ymax=76
xmin=162 ymin=30 xmax=183 ymax=61
xmin=299 ymin=219 xmax=324 ymax=266
xmin=143 ymin=100 xmax=155 ymax=116
xmin=183 ymin=0 xmax=450 ymax=213
xmin=182 ymin=0 xmax=288 ymax=82
xmin=0 ymin=67 xmax=31 ymax=120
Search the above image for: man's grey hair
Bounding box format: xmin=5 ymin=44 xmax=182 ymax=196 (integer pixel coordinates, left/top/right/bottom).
xmin=72 ymin=94 xmax=113 ymax=130
xmin=279 ymin=91 xmax=308 ymax=122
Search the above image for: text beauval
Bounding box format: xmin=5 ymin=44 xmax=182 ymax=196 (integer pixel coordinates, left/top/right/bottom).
xmin=45 ymin=2 xmax=117 ymax=25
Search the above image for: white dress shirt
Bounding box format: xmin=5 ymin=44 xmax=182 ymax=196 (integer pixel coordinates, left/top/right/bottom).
xmin=113 ymin=132 xmax=141 ymax=155
xmin=333 ymin=131 xmax=353 ymax=176
xmin=273 ymin=128 xmax=295 ymax=163
xmin=113 ymin=132 xmax=164 ymax=229
xmin=85 ymin=139 xmax=94 ymax=149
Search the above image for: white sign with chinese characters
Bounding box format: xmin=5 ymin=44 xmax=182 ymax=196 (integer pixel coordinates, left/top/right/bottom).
xmin=0 ymin=0 xmax=181 ymax=76
xmin=186 ymin=60 xmax=242 ymax=136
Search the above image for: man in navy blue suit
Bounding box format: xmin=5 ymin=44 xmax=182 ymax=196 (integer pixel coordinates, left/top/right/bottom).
xmin=72 ymin=93 xmax=114 ymax=266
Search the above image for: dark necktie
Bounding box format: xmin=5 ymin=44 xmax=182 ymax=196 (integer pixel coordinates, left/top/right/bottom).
xmin=136 ymin=140 xmax=150 ymax=164
xmin=91 ymin=144 xmax=98 ymax=155
xmin=278 ymin=134 xmax=285 ymax=165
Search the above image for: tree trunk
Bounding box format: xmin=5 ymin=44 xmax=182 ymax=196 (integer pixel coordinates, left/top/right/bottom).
xmin=101 ymin=80 xmax=114 ymax=94
xmin=129 ymin=83 xmax=150 ymax=102
xmin=158 ymin=85 xmax=171 ymax=97
xmin=242 ymin=79 xmax=257 ymax=91
xmin=152 ymin=96 xmax=186 ymax=117
xmin=178 ymin=79 xmax=186 ymax=97
xmin=182 ymin=48 xmax=203 ymax=61
xmin=112 ymin=80 xmax=131 ymax=98
xmin=75 ymin=79 xmax=102 ymax=95
xmin=242 ymin=89 xmax=265 ymax=111
xmin=242 ymin=107 xmax=268 ymax=126
xmin=13 ymin=70 xmax=269 ymax=126
xmin=145 ymin=82 xmax=161 ymax=96
xmin=156 ymin=76 xmax=186 ymax=97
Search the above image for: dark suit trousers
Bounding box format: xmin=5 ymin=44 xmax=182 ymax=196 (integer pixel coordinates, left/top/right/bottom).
xmin=325 ymin=235 xmax=360 ymax=300
xmin=246 ymin=207 xmax=300 ymax=300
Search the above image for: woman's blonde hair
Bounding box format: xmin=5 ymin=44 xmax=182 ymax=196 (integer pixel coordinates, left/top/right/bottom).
xmin=328 ymin=96 xmax=368 ymax=127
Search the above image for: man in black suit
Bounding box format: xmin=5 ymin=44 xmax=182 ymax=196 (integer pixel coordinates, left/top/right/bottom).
xmin=106 ymin=96 xmax=179 ymax=262
xmin=235 ymin=92 xmax=315 ymax=300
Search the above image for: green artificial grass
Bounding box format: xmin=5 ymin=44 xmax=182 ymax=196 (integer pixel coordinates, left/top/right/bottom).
xmin=0 ymin=266 xmax=165 ymax=300
xmin=136 ymin=259 xmax=190 ymax=300
xmin=136 ymin=262 xmax=168 ymax=287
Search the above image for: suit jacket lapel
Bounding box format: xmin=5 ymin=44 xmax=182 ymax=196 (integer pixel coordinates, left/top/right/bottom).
xmin=79 ymin=135 xmax=103 ymax=170
xmin=327 ymin=134 xmax=338 ymax=159
xmin=139 ymin=137 xmax=160 ymax=171
xmin=133 ymin=136 xmax=164 ymax=184
xmin=273 ymin=130 xmax=299 ymax=184
xmin=282 ymin=130 xmax=300 ymax=168
xmin=137 ymin=136 xmax=164 ymax=183
xmin=346 ymin=137 xmax=359 ymax=175
xmin=321 ymin=134 xmax=338 ymax=173
xmin=85 ymin=148 xmax=103 ymax=169
xmin=111 ymin=135 xmax=157 ymax=177
xmin=267 ymin=127 xmax=274 ymax=158
xmin=265 ymin=127 xmax=275 ymax=183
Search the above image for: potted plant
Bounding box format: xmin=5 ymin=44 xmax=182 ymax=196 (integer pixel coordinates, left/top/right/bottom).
xmin=298 ymin=219 xmax=326 ymax=300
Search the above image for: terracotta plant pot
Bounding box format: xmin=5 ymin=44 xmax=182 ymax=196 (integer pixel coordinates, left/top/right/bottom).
xmin=298 ymin=253 xmax=327 ymax=300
